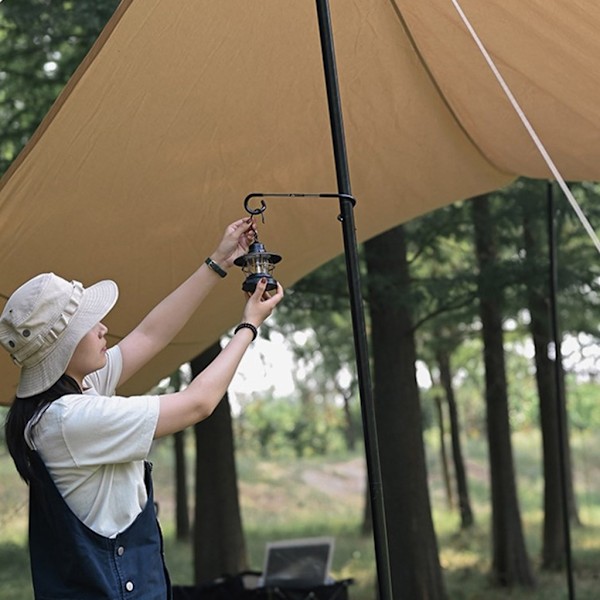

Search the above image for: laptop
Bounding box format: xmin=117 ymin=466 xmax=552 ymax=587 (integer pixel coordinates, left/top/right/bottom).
xmin=259 ymin=536 xmax=335 ymax=588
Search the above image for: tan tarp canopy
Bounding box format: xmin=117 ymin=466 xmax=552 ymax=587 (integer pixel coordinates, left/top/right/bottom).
xmin=2 ymin=0 xmax=600 ymax=401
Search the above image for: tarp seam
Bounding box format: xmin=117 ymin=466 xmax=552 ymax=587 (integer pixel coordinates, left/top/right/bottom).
xmin=387 ymin=0 xmax=514 ymax=179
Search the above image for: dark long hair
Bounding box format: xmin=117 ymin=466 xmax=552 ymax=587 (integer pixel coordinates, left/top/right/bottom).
xmin=4 ymin=375 xmax=82 ymax=483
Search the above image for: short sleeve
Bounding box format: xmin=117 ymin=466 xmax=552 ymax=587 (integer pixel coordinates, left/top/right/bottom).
xmin=59 ymin=394 xmax=160 ymax=467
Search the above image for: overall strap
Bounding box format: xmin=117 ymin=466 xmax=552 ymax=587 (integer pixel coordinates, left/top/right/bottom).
xmin=28 ymin=452 xmax=171 ymax=599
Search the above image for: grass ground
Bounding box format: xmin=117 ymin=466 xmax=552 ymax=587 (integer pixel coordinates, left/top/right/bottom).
xmin=0 ymin=430 xmax=598 ymax=599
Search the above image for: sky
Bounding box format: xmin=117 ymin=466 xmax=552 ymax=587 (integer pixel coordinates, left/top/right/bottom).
xmin=229 ymin=330 xmax=297 ymax=399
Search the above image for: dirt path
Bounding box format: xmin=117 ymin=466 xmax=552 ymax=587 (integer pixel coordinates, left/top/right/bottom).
xmin=301 ymin=457 xmax=365 ymax=499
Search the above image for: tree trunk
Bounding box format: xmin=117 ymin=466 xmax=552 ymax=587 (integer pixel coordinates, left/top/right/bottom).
xmin=522 ymin=201 xmax=580 ymax=570
xmin=340 ymin=386 xmax=357 ymax=452
xmin=471 ymin=194 xmax=535 ymax=587
xmin=437 ymin=350 xmax=474 ymax=528
xmin=361 ymin=482 xmax=373 ymax=536
xmin=558 ymin=367 xmax=579 ymax=525
xmin=190 ymin=342 xmax=248 ymax=583
xmin=174 ymin=430 xmax=190 ymax=541
xmin=365 ymin=225 xmax=447 ymax=599
xmin=434 ymin=395 xmax=454 ymax=509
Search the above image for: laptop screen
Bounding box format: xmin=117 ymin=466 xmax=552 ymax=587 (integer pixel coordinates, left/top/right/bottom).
xmin=261 ymin=536 xmax=334 ymax=588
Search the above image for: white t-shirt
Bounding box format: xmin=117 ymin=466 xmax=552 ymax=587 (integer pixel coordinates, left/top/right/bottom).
xmin=25 ymin=346 xmax=160 ymax=538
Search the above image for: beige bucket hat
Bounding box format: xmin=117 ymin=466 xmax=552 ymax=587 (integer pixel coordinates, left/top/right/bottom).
xmin=0 ymin=273 xmax=118 ymax=398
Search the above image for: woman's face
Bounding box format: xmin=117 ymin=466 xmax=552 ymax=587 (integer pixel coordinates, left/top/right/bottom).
xmin=65 ymin=323 xmax=109 ymax=384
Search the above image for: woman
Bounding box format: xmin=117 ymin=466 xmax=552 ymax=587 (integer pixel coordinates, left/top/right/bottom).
xmin=1 ymin=217 xmax=284 ymax=599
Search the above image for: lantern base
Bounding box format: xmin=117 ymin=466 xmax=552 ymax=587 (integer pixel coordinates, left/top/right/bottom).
xmin=242 ymin=273 xmax=278 ymax=293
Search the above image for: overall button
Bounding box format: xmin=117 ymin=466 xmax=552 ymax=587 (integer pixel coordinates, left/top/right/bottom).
xmin=125 ymin=581 xmax=134 ymax=592
xmin=117 ymin=546 xmax=125 ymax=556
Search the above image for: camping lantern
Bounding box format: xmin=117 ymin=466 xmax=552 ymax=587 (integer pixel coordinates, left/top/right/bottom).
xmin=235 ymin=194 xmax=282 ymax=293
xmin=234 ymin=235 xmax=282 ymax=293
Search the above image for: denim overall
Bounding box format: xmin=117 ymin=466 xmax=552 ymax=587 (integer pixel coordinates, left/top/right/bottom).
xmin=28 ymin=451 xmax=172 ymax=599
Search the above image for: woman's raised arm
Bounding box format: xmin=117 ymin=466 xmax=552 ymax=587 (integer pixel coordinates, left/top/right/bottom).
xmin=117 ymin=218 xmax=256 ymax=386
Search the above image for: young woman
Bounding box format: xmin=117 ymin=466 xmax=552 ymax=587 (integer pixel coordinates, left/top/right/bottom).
xmin=1 ymin=217 xmax=284 ymax=599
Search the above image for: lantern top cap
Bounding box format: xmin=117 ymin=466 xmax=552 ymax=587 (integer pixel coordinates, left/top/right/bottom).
xmin=233 ymin=240 xmax=282 ymax=267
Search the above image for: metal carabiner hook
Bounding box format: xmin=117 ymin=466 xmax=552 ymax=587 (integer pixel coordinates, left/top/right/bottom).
xmin=243 ymin=193 xmax=267 ymax=223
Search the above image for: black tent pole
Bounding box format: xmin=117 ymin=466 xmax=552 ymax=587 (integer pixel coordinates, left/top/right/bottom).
xmin=546 ymin=181 xmax=576 ymax=600
xmin=315 ymin=2 xmax=393 ymax=598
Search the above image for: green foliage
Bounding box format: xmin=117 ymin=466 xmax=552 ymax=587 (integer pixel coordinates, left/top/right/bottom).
xmin=489 ymin=179 xmax=600 ymax=338
xmin=0 ymin=541 xmax=31 ymax=600
xmin=405 ymin=200 xmax=480 ymax=333
xmin=267 ymin=254 xmax=357 ymax=383
xmin=234 ymin=393 xmax=351 ymax=458
xmin=262 ymin=178 xmax=600 ymax=441
xmin=407 ymin=179 xmax=600 ymax=434
xmin=263 ymin=256 xmax=362 ymax=452
xmin=568 ymin=379 xmax=600 ymax=432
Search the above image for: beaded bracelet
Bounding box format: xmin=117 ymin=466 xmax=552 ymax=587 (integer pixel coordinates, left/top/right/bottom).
xmin=234 ymin=322 xmax=258 ymax=341
xmin=205 ymin=257 xmax=227 ymax=278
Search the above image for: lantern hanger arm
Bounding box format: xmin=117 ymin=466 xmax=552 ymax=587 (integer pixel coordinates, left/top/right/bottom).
xmin=243 ymin=191 xmax=357 ymax=217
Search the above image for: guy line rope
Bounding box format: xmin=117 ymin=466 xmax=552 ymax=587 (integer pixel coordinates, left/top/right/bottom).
xmin=450 ymin=0 xmax=600 ymax=255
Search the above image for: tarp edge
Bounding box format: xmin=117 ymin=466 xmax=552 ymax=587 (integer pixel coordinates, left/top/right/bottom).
xmin=0 ymin=0 xmax=137 ymax=193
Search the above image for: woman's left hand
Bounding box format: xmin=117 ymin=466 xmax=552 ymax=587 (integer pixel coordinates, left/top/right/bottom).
xmin=211 ymin=218 xmax=256 ymax=268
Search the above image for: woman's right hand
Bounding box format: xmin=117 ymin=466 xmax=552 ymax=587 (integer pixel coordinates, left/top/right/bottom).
xmin=241 ymin=278 xmax=284 ymax=327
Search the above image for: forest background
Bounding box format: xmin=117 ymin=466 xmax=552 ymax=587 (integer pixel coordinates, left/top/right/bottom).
xmin=1 ymin=2 xmax=599 ymax=599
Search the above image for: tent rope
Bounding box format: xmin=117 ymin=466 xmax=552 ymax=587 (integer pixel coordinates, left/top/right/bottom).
xmin=450 ymin=0 xmax=600 ymax=255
